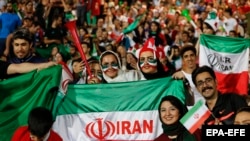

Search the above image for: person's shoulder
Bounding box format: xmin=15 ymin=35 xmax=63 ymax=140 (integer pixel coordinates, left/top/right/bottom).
xmin=11 ymin=126 xmax=29 ymax=141
xmin=49 ymin=130 xmax=63 ymax=141
xmin=154 ymin=133 xmax=170 ymax=141
xmin=14 ymin=126 xmax=28 ymax=132
xmin=221 ymin=93 xmax=246 ymax=99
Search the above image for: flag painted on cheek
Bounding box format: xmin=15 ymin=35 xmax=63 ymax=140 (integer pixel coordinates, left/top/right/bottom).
xmin=101 ymin=63 xmax=119 ymax=72
xmin=140 ymin=58 xmax=157 ymax=68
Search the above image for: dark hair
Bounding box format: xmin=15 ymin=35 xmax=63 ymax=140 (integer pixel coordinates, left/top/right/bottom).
xmin=28 ymin=107 xmax=53 ymax=138
xmin=81 ymin=41 xmax=93 ymax=54
xmin=100 ymin=51 xmax=119 ymax=66
xmin=158 ymin=95 xmax=188 ymax=122
xmin=191 ymin=65 xmax=216 ymax=86
xmin=224 ymin=8 xmax=233 ymax=16
xmin=180 ymin=45 xmax=197 ymax=58
xmin=182 ymin=31 xmax=190 ymax=38
xmin=12 ymin=28 xmax=33 ymax=43
xmin=236 ymin=106 xmax=250 ymax=114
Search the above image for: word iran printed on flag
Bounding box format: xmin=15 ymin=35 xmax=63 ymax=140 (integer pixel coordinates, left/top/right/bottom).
xmin=199 ymin=34 xmax=250 ymax=95
xmin=52 ymin=77 xmax=187 ymax=141
xmin=180 ymin=100 xmax=211 ymax=134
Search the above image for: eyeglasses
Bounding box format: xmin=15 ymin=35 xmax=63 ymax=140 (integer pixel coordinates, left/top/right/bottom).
xmin=196 ymin=78 xmax=213 ymax=87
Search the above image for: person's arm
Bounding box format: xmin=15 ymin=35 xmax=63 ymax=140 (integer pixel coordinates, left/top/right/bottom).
xmin=3 ymin=33 xmax=13 ymax=57
xmin=7 ymin=62 xmax=57 ymax=75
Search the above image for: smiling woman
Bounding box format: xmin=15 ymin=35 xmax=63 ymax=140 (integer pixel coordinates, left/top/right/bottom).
xmin=99 ymin=50 xmax=143 ymax=83
xmin=154 ymin=95 xmax=201 ymax=141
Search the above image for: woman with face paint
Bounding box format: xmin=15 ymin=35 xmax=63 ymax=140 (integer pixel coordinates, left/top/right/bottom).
xmin=86 ymin=60 xmax=105 ymax=84
xmin=138 ymin=38 xmax=175 ymax=80
xmin=99 ymin=50 xmax=143 ymax=83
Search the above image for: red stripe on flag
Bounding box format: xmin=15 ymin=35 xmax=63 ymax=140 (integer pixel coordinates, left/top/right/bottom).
xmin=215 ymin=71 xmax=248 ymax=96
xmin=189 ymin=110 xmax=211 ymax=134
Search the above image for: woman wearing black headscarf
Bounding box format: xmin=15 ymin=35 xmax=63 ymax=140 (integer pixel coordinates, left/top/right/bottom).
xmin=155 ymin=95 xmax=201 ymax=141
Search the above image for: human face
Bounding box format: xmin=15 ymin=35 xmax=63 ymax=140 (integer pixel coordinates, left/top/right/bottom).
xmin=139 ymin=51 xmax=157 ymax=74
xmin=195 ymin=72 xmax=218 ymax=100
xmin=234 ymin=111 xmax=250 ymax=125
xmin=55 ymin=53 xmax=63 ymax=63
xmin=69 ymin=47 xmax=77 ymax=56
xmin=182 ymin=33 xmax=189 ymax=42
xmin=101 ymin=54 xmax=119 ymax=78
xmin=30 ymin=133 xmax=43 ymax=141
xmin=88 ymin=63 xmax=103 ymax=84
xmin=160 ymin=101 xmax=180 ymax=125
xmin=81 ymin=43 xmax=89 ymax=54
xmin=51 ymin=47 xmax=58 ymax=56
xmin=182 ymin=50 xmax=196 ymax=69
xmin=13 ymin=39 xmax=32 ymax=59
xmin=6 ymin=3 xmax=13 ymax=12
xmin=127 ymin=53 xmax=137 ymax=64
xmin=150 ymin=23 xmax=158 ymax=32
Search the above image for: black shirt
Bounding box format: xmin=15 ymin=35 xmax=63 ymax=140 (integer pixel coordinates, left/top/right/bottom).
xmin=205 ymin=93 xmax=248 ymax=125
xmin=0 ymin=60 xmax=10 ymax=79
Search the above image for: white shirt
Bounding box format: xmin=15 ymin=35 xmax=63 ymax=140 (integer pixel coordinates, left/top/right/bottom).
xmin=182 ymin=70 xmax=205 ymax=109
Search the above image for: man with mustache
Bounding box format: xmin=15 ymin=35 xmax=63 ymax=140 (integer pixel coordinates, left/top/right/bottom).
xmin=192 ymin=65 xmax=248 ymax=125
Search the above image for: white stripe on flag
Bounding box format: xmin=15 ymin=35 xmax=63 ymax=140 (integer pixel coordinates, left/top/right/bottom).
xmin=180 ymin=100 xmax=211 ymax=134
xmin=199 ymin=45 xmax=249 ymax=74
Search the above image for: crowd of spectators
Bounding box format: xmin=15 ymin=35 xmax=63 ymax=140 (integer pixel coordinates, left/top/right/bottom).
xmin=0 ymin=0 xmax=250 ymax=140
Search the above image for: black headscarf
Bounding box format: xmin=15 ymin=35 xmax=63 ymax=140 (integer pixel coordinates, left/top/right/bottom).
xmin=158 ymin=96 xmax=197 ymax=141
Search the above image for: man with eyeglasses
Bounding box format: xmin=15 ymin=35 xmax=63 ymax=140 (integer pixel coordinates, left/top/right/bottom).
xmin=192 ymin=65 xmax=248 ymax=125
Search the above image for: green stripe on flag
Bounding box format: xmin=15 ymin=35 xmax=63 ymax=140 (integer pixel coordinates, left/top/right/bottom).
xmin=180 ymin=100 xmax=203 ymax=123
xmin=200 ymin=34 xmax=250 ymax=53
xmin=123 ymin=15 xmax=143 ymax=34
xmin=0 ymin=65 xmax=62 ymax=141
xmin=54 ymin=77 xmax=187 ymax=116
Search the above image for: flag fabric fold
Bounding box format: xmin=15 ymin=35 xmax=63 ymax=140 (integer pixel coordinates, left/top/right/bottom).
xmin=0 ymin=66 xmax=62 ymax=141
xmin=199 ymin=34 xmax=250 ymax=95
xmin=180 ymin=100 xmax=211 ymax=134
xmin=52 ymin=77 xmax=187 ymax=140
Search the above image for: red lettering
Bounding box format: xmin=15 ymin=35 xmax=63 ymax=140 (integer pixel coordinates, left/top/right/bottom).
xmin=143 ymin=120 xmax=153 ymax=133
xmin=121 ymin=121 xmax=131 ymax=134
xmin=117 ymin=121 xmax=119 ymax=134
xmin=132 ymin=120 xmax=142 ymax=133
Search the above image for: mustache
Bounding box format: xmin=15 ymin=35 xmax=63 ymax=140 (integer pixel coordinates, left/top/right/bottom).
xmin=202 ymin=87 xmax=213 ymax=93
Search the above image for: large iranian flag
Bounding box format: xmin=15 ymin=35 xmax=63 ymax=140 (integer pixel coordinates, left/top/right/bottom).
xmin=199 ymin=34 xmax=250 ymax=95
xmin=52 ymin=77 xmax=187 ymax=141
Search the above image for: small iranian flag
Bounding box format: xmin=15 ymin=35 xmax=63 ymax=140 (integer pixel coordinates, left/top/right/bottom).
xmin=180 ymin=100 xmax=211 ymax=134
xmin=199 ymin=34 xmax=250 ymax=95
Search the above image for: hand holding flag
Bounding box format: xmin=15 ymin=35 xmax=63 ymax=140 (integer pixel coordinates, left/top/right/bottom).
xmin=181 ymin=9 xmax=198 ymax=30
xmin=180 ymin=100 xmax=211 ymax=134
